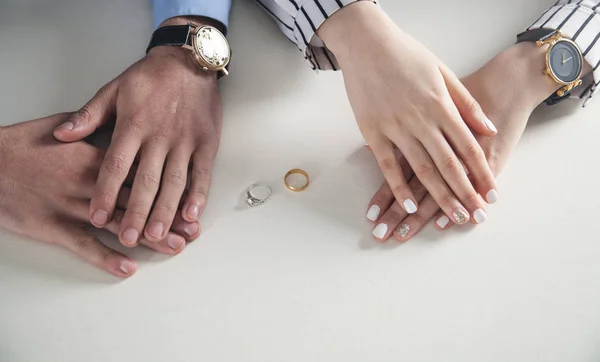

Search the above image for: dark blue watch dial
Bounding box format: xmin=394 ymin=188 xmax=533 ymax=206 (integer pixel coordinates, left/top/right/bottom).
xmin=549 ymin=40 xmax=582 ymax=83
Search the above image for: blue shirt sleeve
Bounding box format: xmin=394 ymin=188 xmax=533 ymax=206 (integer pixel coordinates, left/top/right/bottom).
xmin=151 ymin=0 xmax=232 ymax=30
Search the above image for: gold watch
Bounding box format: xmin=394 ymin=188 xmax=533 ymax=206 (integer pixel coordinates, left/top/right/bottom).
xmin=146 ymin=24 xmax=231 ymax=77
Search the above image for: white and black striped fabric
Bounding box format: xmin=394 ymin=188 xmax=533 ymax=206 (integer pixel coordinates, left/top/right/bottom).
xmin=527 ymin=0 xmax=600 ymax=105
xmin=252 ymin=0 xmax=378 ymax=71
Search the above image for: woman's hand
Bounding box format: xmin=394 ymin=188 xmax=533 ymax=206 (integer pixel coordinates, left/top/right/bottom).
xmin=366 ymin=42 xmax=562 ymax=241
xmin=0 ymin=114 xmax=201 ymax=277
xmin=319 ymin=2 xmax=499 ymax=229
xmin=53 ymin=17 xmax=222 ymax=248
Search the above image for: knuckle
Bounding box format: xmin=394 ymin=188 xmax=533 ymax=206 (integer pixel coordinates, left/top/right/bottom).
xmin=97 ymin=188 xmax=118 ymax=204
xmin=410 ymin=213 xmax=424 ymax=227
xmin=137 ymin=170 xmax=160 ymax=190
xmin=125 ymin=113 xmax=145 ymax=133
xmin=437 ymin=193 xmax=455 ymax=210
xmin=463 ymin=143 xmax=484 ymax=162
xmin=128 ymin=205 xmax=151 ymax=220
xmin=392 ymin=184 xmax=408 ymax=198
xmin=442 ymin=156 xmax=460 ymax=173
xmin=193 ymin=166 xmax=211 ymax=182
xmin=156 ymin=201 xmax=177 ymax=214
xmin=415 ymin=162 xmax=436 ymax=179
xmin=166 ymin=169 xmax=187 ymax=187
xmin=462 ymin=192 xmax=481 ymax=207
xmin=74 ymin=106 xmax=93 ymax=124
xmin=103 ymin=154 xmax=128 ymax=175
xmin=464 ymin=97 xmax=483 ymax=117
xmin=379 ymin=157 xmax=397 ymax=172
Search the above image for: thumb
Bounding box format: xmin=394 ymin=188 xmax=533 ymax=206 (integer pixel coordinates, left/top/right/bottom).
xmin=53 ymin=82 xmax=117 ymax=142
xmin=439 ymin=64 xmax=497 ymax=137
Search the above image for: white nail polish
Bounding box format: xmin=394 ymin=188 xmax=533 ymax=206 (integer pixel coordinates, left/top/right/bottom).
xmin=367 ymin=205 xmax=380 ymax=221
xmin=486 ymin=189 xmax=499 ymax=204
xmin=436 ymin=215 xmax=450 ymax=229
xmin=372 ymin=223 xmax=388 ymax=239
xmin=403 ymin=199 xmax=418 ymax=214
xmin=473 ymin=209 xmax=488 ymax=224
xmin=484 ymin=117 xmax=498 ymax=133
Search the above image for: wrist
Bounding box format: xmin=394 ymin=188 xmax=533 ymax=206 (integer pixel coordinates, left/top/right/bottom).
xmin=148 ymin=16 xmax=222 ymax=81
xmin=318 ymin=1 xmax=389 ymax=62
xmin=494 ymin=42 xmax=562 ymax=110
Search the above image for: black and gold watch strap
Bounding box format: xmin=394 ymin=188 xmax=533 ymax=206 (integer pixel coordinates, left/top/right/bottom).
xmin=517 ymin=28 xmax=578 ymax=106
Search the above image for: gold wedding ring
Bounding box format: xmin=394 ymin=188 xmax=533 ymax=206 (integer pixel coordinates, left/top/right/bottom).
xmin=284 ymin=169 xmax=310 ymax=192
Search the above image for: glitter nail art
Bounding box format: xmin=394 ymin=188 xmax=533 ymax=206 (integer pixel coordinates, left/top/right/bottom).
xmin=396 ymin=223 xmax=410 ymax=238
xmin=453 ymin=210 xmax=468 ymax=224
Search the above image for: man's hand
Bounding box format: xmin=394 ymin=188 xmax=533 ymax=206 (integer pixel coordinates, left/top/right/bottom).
xmin=0 ymin=114 xmax=201 ymax=277
xmin=53 ymin=16 xmax=222 ymax=248
xmin=365 ymin=42 xmax=562 ymax=241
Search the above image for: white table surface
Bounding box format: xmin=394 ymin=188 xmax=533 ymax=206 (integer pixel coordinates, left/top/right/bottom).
xmin=2 ymin=1 xmax=600 ymax=361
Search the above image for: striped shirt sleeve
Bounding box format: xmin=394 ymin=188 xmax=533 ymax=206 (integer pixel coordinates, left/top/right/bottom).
xmin=525 ymin=1 xmax=600 ymax=105
xmin=253 ymin=0 xmax=379 ymax=71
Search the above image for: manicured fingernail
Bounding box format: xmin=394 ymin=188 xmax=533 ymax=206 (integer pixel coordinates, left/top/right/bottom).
xmin=484 ymin=116 xmax=498 ymax=133
xmin=396 ymin=223 xmax=410 ymax=238
xmin=91 ymin=210 xmax=109 ymax=226
xmin=403 ymin=199 xmax=417 ymax=214
xmin=187 ymin=204 xmax=200 ymax=219
xmin=436 ymin=215 xmax=450 ymax=229
xmin=372 ymin=223 xmax=388 ymax=239
xmin=119 ymin=260 xmax=136 ymax=275
xmin=473 ymin=209 xmax=488 ymax=224
xmin=122 ymin=228 xmax=139 ymax=246
xmin=486 ymin=189 xmax=499 ymax=204
xmin=57 ymin=121 xmax=74 ymax=131
xmin=453 ymin=210 xmax=469 ymax=224
xmin=366 ymin=205 xmax=380 ymax=221
xmin=167 ymin=235 xmax=184 ymax=250
xmin=184 ymin=222 xmax=199 ymax=236
xmin=147 ymin=222 xmax=164 ymax=238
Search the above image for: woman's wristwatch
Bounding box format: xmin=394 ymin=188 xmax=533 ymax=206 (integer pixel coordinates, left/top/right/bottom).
xmin=517 ymin=29 xmax=584 ymax=105
xmin=146 ymin=24 xmax=231 ymax=78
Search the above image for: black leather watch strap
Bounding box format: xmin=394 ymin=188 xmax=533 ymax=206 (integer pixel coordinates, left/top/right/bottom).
xmin=146 ymin=25 xmax=192 ymax=54
xmin=516 ymin=28 xmax=556 ymax=44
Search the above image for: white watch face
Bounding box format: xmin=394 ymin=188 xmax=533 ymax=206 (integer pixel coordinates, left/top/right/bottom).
xmin=195 ymin=27 xmax=230 ymax=69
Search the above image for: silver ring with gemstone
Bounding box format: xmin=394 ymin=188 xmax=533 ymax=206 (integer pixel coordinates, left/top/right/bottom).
xmin=245 ymin=183 xmax=273 ymax=207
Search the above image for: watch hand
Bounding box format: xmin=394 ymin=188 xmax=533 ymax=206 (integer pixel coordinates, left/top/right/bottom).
xmin=562 ymin=57 xmax=573 ymax=65
xmin=562 ymin=51 xmax=567 ymax=63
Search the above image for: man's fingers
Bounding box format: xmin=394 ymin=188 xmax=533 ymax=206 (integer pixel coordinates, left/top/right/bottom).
xmin=53 ymin=82 xmax=118 ymax=142
xmin=90 ymin=133 xmax=140 ymax=229
xmin=119 ymin=145 xmax=166 ymax=247
xmin=182 ymin=145 xmax=216 ymax=222
xmin=106 ymin=210 xmax=188 ymax=255
xmin=52 ymin=222 xmax=136 ymax=278
xmin=145 ymin=149 xmax=191 ymax=242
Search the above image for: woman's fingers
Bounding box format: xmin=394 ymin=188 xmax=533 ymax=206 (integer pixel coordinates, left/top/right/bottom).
xmin=371 ymin=174 xmax=429 ymax=241
xmin=371 ymin=139 xmax=419 ymax=214
xmin=393 ymin=135 xmax=471 ymax=225
xmin=144 ymin=148 xmax=191 ymax=242
xmin=420 ymin=131 xmax=489 ymax=224
xmin=439 ymin=64 xmax=497 ymax=137
xmin=393 ymin=193 xmax=444 ymax=242
xmin=119 ymin=145 xmax=167 ymax=247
